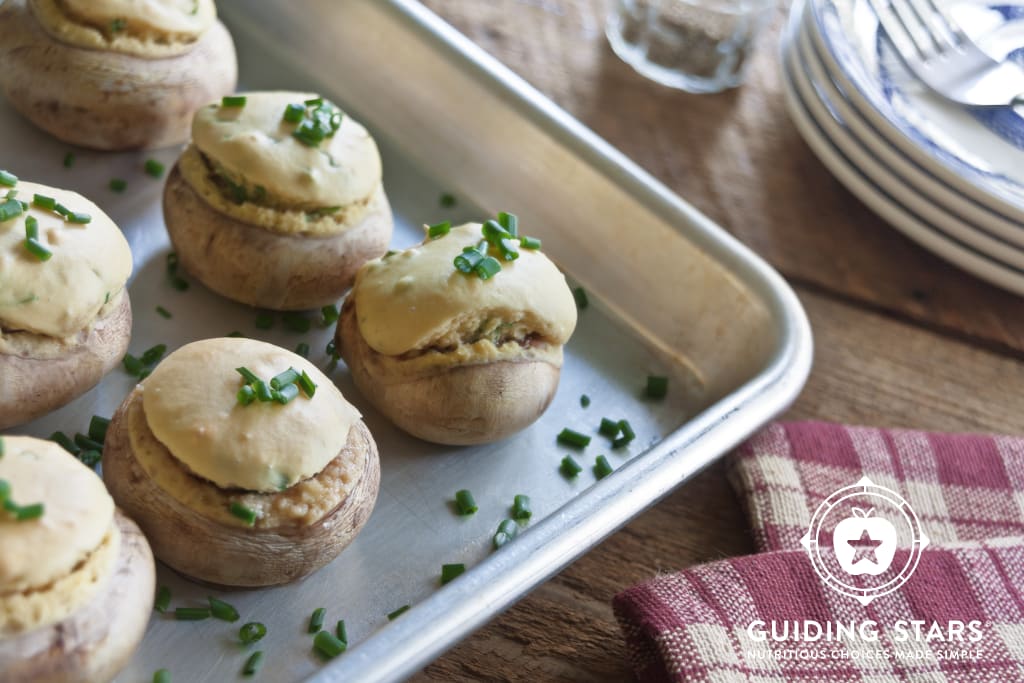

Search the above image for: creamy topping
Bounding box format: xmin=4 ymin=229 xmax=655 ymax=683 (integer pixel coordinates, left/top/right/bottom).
xmin=353 ymin=223 xmax=577 ymax=356
xmin=141 ymin=338 xmax=361 ymax=492
xmin=0 ymin=181 xmax=132 ymax=340
xmin=29 ymin=0 xmax=216 ymax=57
xmin=0 ymin=436 xmax=116 ymax=594
xmin=190 ymin=91 xmax=381 ymax=216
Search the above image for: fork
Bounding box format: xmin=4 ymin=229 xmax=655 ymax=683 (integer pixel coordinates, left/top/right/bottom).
xmin=866 ymin=0 xmax=1024 ymax=106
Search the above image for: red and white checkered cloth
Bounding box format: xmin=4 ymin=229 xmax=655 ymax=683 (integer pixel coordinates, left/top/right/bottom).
xmin=614 ymin=421 xmax=1024 ymax=682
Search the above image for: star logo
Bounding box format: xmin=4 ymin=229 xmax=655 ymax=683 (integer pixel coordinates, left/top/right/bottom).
xmin=846 ymin=529 xmax=884 ymax=565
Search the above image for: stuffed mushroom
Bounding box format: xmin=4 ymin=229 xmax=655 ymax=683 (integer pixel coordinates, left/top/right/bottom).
xmin=0 ymin=436 xmax=155 ymax=683
xmin=0 ymin=0 xmax=237 ymax=150
xmin=102 ymin=337 xmax=380 ymax=587
xmin=163 ymin=91 xmax=393 ymax=310
xmin=336 ymin=219 xmax=578 ymax=445
xmin=0 ymin=178 xmax=133 ymax=430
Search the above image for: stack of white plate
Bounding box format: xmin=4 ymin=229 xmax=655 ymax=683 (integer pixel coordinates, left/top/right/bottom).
xmin=781 ymin=0 xmax=1024 ymax=294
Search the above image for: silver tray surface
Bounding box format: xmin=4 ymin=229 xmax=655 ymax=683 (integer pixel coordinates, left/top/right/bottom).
xmin=0 ymin=1 xmax=812 ymax=681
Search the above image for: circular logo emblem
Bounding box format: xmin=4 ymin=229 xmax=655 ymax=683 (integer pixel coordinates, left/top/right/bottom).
xmin=800 ymin=476 xmax=929 ymax=605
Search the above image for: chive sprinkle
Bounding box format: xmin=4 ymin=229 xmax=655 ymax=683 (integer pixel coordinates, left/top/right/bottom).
xmin=387 ymin=605 xmax=410 ymax=621
xmin=32 ymin=194 xmax=56 ymax=210
xmin=254 ymin=379 xmax=273 ymax=403
xmin=439 ymin=193 xmax=457 ymax=208
xmin=599 ymin=418 xmax=620 ymax=439
xmin=153 ymin=669 xmax=170 ymax=683
xmin=222 ymin=95 xmax=247 ymax=108
xmin=141 ymin=344 xmax=167 ymax=366
xmin=63 ymin=152 xmax=75 ymax=168
xmin=580 ymin=394 xmax=591 ymax=408
xmin=454 ymin=489 xmax=477 ymax=515
xmin=440 ymin=563 xmax=466 ymax=585
xmin=594 ymin=455 xmax=613 ymax=479
xmin=0 ymin=170 xmax=16 ymax=187
xmin=50 ymin=431 xmax=80 ymax=455
xmin=493 ymin=519 xmax=518 ymax=549
xmin=313 ymin=630 xmax=347 ymax=658
xmin=123 ymin=354 xmax=144 ymax=376
xmin=557 ymin=428 xmax=591 ymax=449
xmin=24 ymin=216 xmax=37 ymax=238
xmin=273 ymin=383 xmax=299 ymax=404
xmin=282 ymin=103 xmax=305 ymax=123
xmin=144 ymin=159 xmax=165 ymax=178
xmin=209 ymin=596 xmax=240 ymax=622
xmin=175 ymin=607 xmax=211 ymax=621
xmin=67 ymin=210 xmax=91 ymax=223
xmin=298 ymin=371 xmax=317 ymax=398
xmin=239 ymin=622 xmax=267 ymax=645
xmin=242 ymin=651 xmax=264 ymax=677
xmin=336 ymin=620 xmax=347 ymax=643
xmin=109 ymin=178 xmax=127 ymax=193
xmin=236 ymin=367 xmax=260 ymax=384
xmin=320 ymin=304 xmax=340 ymax=326
xmin=427 ymin=221 xmax=451 ymax=239
xmin=74 ymin=433 xmax=103 ymax=452
xmin=497 ymin=211 xmax=518 ymax=237
xmin=155 ymin=585 xmax=171 ymax=613
xmin=155 ymin=305 xmax=172 ymax=319
xmin=227 ymin=331 xmax=245 ymax=338
xmin=560 ymin=455 xmax=583 ymax=479
xmin=111 ymin=18 xmax=126 ymax=32
xmin=474 ymin=255 xmax=502 ymax=280
xmin=519 ymin=235 xmax=542 ymax=250
xmin=309 ymin=607 xmax=326 ymax=633
xmin=254 ymin=312 xmax=274 ymax=329
xmin=645 ymin=375 xmax=669 ymax=399
xmin=237 ymin=385 xmax=256 ymax=406
xmin=79 ymin=450 xmax=101 ymax=468
xmin=270 ymin=368 xmax=300 ymax=390
xmin=88 ymin=415 xmax=110 ymax=443
xmin=282 ymin=312 xmax=312 ymax=333
xmin=229 ymin=502 xmax=257 ymax=526
xmin=512 ymin=494 xmax=532 ymax=520
xmin=0 ymin=198 xmax=23 ymax=222
xmin=573 ymin=287 xmax=589 ymax=309
xmin=25 ymin=238 xmax=52 ymax=261
xmin=613 ymin=419 xmax=636 ymax=449
xmin=295 ymin=342 xmax=310 ymax=358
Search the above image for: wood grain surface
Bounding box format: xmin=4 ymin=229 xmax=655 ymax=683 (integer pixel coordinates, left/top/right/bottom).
xmin=410 ymin=1 xmax=1024 ymax=681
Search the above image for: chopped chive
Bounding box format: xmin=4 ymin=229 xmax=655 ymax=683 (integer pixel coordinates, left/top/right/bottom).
xmin=48 ymin=437 xmax=81 ymax=463
xmin=141 ymin=344 xmax=167 ymax=366
xmin=229 ymin=502 xmax=257 ymax=526
xmin=111 ymin=18 xmax=126 ymax=32
xmin=580 ymin=394 xmax=591 ymax=408
xmin=32 ymin=194 xmax=56 ymax=210
xmin=454 ymin=489 xmax=477 ymax=515
xmin=304 ymin=96 xmax=324 ymax=106
xmin=0 ymin=480 xmax=8 ymax=502
xmin=387 ymin=605 xmax=410 ymax=621
xmin=273 ymin=383 xmax=300 ymax=404
xmin=498 ymin=237 xmax=520 ymax=262
xmin=427 ymin=221 xmax=451 ymax=239
xmin=0 ymin=170 xmax=16 ymax=187
xmin=439 ymin=193 xmax=457 ymax=208
xmin=560 ymin=455 xmax=583 ymax=479
xmin=612 ymin=419 xmax=636 ymax=449
xmin=239 ymin=622 xmax=267 ymax=645
xmin=453 ymin=248 xmax=484 ymax=273
xmin=594 ymin=455 xmax=613 ymax=479
xmin=336 ymin=619 xmax=347 ymax=643
xmin=209 ymin=596 xmax=240 ymax=622
xmin=227 ymin=331 xmax=245 ymax=338
xmin=325 ymin=340 xmax=336 ymax=357
xmin=153 ymin=669 xmax=170 ymax=683
xmin=0 ymin=198 xmax=23 ymax=221
xmin=573 ymin=287 xmax=589 ymax=309
xmin=269 ymin=368 xmax=300 ymax=390
xmin=298 ymin=371 xmax=317 ymax=398
xmin=237 ymin=384 xmax=256 ymax=406
xmin=155 ymin=305 xmax=172 ymax=319
xmin=281 ymin=312 xmax=311 ymax=333
xmin=144 ymin=159 xmax=165 ymax=178
xmin=313 ymin=630 xmax=347 ymax=658
xmin=109 ymin=178 xmax=127 ymax=193
xmin=166 ymin=252 xmax=179 ymax=273
xmin=440 ymin=563 xmax=466 ymax=585
xmin=14 ymin=503 xmax=44 ymax=521
xmin=599 ymin=418 xmax=620 ymax=439
xmin=645 ymin=375 xmax=669 ymax=399
xmin=497 ymin=211 xmax=518 ymax=237
xmin=222 ymin=95 xmax=247 ymax=108
xmin=175 ymin=607 xmax=211 ymax=621
xmin=154 ymin=585 xmax=171 ymax=613
xmin=24 ymin=215 xmax=38 ymax=239
xmin=309 ymin=607 xmax=326 ymax=633
xmin=512 ymin=494 xmax=532 ymax=520
xmin=54 ymin=203 xmax=71 ymax=218
xmin=481 ymin=219 xmax=511 ymax=244
xmin=25 ymin=238 xmax=52 ymax=261
xmin=254 ymin=312 xmax=274 ymax=329
xmin=170 ymin=275 xmax=189 ymax=291
xmin=66 ymin=211 xmax=91 ymax=224
xmin=123 ymin=353 xmax=144 ymax=376
xmin=79 ymin=450 xmax=101 ymax=468
xmin=556 ymin=428 xmax=591 ymax=449
xmin=283 ymin=102 xmax=305 ymax=123
xmin=88 ymin=416 xmax=110 ymax=443
xmin=236 ymin=367 xmax=260 ymax=384
xmin=493 ymin=519 xmax=518 ymax=549
xmin=295 ymin=342 xmax=310 ymax=358
xmin=474 ymin=255 xmax=502 ymax=280
xmin=253 ymin=380 xmax=273 ymax=402
xmin=519 ymin=235 xmax=542 ymax=250
xmin=320 ymin=304 xmax=340 ymax=326
xmin=63 ymin=152 xmax=75 ymax=168
xmin=242 ymin=651 xmax=264 ymax=677
xmin=74 ymin=433 xmax=104 ymax=452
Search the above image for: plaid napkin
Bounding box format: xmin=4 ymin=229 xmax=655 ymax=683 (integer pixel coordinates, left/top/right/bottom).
xmin=614 ymin=421 xmax=1024 ymax=682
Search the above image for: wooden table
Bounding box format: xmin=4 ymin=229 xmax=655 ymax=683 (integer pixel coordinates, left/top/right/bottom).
xmin=412 ymin=2 xmax=1024 ymax=680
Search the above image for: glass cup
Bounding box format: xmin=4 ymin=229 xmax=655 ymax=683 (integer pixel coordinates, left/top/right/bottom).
xmin=606 ymin=0 xmax=775 ymax=93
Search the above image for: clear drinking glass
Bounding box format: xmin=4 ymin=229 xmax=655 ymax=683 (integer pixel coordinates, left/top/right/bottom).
xmin=606 ymin=0 xmax=775 ymax=93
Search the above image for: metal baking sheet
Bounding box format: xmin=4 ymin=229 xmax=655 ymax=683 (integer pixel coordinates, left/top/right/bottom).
xmin=0 ymin=1 xmax=812 ymax=681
